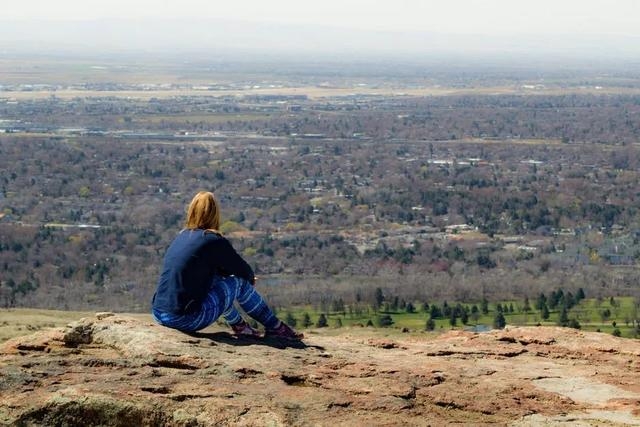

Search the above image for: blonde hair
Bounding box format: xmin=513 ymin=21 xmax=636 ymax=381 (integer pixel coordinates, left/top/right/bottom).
xmin=184 ymin=191 xmax=220 ymax=231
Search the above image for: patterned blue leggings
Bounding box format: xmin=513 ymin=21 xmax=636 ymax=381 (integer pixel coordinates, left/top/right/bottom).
xmin=152 ymin=275 xmax=279 ymax=333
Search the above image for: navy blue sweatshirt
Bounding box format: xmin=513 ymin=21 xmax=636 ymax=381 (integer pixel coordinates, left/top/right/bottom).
xmin=152 ymin=229 xmax=255 ymax=314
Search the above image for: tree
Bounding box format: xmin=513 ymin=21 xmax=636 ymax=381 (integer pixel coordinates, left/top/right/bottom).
xmin=558 ymin=306 xmax=569 ymax=327
xmin=522 ymin=297 xmax=531 ymax=313
xmin=391 ymin=296 xmax=399 ymax=312
xmin=316 ymin=313 xmax=328 ymax=328
xmin=449 ymin=311 xmax=457 ymax=327
xmin=541 ymin=303 xmax=550 ymax=320
xmin=405 ymin=302 xmax=416 ymax=313
xmin=442 ymin=301 xmax=452 ymax=317
xmin=460 ymin=308 xmax=469 ymax=325
xmin=426 ymin=317 xmax=436 ymax=331
xmin=493 ymin=312 xmax=506 ymax=329
xmin=481 ymin=297 xmax=489 ymax=315
xmin=535 ymin=292 xmax=547 ymax=311
xmin=301 ymin=312 xmax=313 ymax=328
xmin=284 ymin=312 xmax=297 ymax=327
xmin=470 ymin=305 xmax=480 ymax=323
xmin=549 ymin=289 xmax=564 ymax=309
xmin=430 ymin=304 xmax=442 ymax=319
xmin=565 ymin=292 xmax=576 ymax=309
xmin=331 ymin=298 xmax=345 ymax=314
xmin=373 ymin=287 xmax=384 ymax=311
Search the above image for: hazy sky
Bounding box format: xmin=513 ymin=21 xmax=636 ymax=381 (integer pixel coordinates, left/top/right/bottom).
xmin=2 ymin=0 xmax=640 ymax=59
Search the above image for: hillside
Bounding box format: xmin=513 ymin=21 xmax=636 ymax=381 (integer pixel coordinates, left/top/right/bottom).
xmin=1 ymin=313 xmax=639 ymax=426
xmin=3 ymin=77 xmax=640 ymax=312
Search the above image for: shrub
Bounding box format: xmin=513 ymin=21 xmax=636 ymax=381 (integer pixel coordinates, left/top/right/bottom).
xmin=377 ymin=314 xmax=394 ymax=327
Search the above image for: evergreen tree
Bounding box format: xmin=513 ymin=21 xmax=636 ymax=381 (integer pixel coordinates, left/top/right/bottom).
xmin=535 ymin=292 xmax=547 ymax=311
xmin=481 ymin=297 xmax=489 ymax=314
xmin=405 ymin=302 xmax=416 ymax=313
xmin=470 ymin=304 xmax=480 ymax=323
xmin=373 ymin=287 xmax=384 ymax=311
xmin=316 ymin=313 xmax=328 ymax=328
xmin=442 ymin=301 xmax=452 ymax=317
xmin=449 ymin=311 xmax=457 ymax=327
xmin=541 ymin=303 xmax=550 ymax=320
xmin=391 ymin=296 xmax=399 ymax=312
xmin=301 ymin=312 xmax=313 ymax=328
xmin=523 ymin=297 xmax=531 ymax=313
xmin=430 ymin=304 xmax=442 ymax=319
xmin=493 ymin=311 xmax=506 ymax=329
xmin=426 ymin=316 xmax=436 ymax=331
xmin=331 ymin=298 xmax=345 ymax=314
xmin=558 ymin=306 xmax=569 ymax=327
xmin=550 ymin=289 xmax=564 ymax=309
xmin=565 ymin=292 xmax=575 ymax=309
xmin=284 ymin=312 xmax=297 ymax=327
xmin=460 ymin=308 xmax=469 ymax=325
xmin=554 ymin=290 xmax=561 ymax=308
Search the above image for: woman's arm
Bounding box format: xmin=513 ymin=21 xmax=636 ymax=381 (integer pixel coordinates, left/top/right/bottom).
xmin=211 ymin=236 xmax=256 ymax=283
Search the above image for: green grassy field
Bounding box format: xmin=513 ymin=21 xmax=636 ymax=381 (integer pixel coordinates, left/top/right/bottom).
xmin=0 ymin=297 xmax=637 ymax=344
xmin=276 ymin=296 xmax=639 ymax=339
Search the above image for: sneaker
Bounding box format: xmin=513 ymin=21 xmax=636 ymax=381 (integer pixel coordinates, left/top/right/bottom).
xmin=265 ymin=321 xmax=304 ymax=341
xmin=230 ymin=320 xmax=262 ymax=338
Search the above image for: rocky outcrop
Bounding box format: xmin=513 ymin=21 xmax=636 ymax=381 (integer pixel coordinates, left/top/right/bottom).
xmin=1 ymin=314 xmax=639 ymax=426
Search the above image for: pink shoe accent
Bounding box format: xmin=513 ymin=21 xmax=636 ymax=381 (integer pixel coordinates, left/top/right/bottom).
xmin=265 ymin=322 xmax=304 ymax=340
xmin=230 ymin=321 xmax=262 ymax=338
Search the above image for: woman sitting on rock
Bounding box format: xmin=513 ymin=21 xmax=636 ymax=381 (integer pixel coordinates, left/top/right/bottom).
xmin=151 ymin=191 xmax=303 ymax=341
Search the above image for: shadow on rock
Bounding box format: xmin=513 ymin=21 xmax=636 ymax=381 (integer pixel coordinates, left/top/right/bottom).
xmin=189 ymin=331 xmax=325 ymax=351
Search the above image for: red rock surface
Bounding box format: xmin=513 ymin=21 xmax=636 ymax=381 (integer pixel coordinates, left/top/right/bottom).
xmin=1 ymin=314 xmax=639 ymax=426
